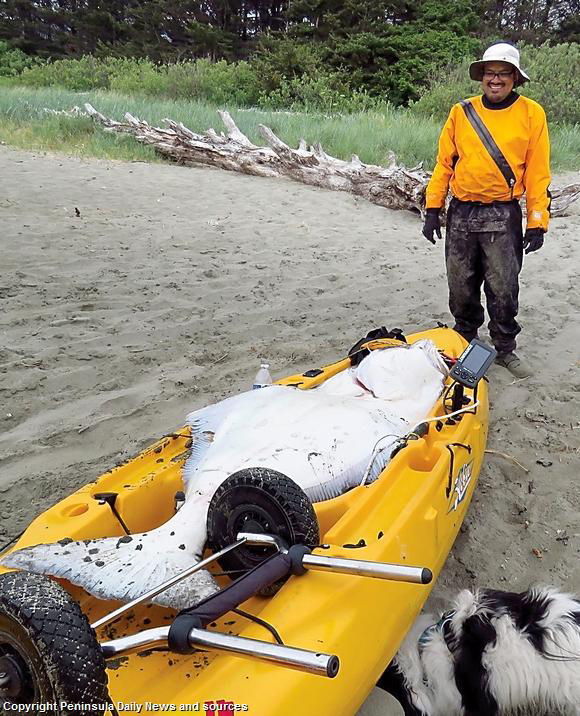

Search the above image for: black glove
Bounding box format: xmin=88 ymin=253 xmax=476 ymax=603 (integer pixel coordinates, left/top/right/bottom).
xmin=523 ymin=228 xmax=544 ymax=254
xmin=422 ymin=209 xmax=442 ymax=244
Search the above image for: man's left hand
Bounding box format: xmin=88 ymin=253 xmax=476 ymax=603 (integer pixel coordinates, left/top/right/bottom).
xmin=523 ymin=228 xmax=545 ymax=254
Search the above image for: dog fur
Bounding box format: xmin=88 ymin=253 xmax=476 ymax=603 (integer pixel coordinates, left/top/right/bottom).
xmin=378 ymin=586 xmax=580 ymax=715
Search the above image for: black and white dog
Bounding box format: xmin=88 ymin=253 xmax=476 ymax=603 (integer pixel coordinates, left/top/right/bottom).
xmin=378 ymin=587 xmax=580 ymax=715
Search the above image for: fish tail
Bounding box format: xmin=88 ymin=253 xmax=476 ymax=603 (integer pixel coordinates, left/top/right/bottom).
xmin=1 ymin=531 xmax=218 ymax=610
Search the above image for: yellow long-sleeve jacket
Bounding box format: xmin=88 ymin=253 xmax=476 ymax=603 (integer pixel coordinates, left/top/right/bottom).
xmin=426 ymin=94 xmax=551 ymax=230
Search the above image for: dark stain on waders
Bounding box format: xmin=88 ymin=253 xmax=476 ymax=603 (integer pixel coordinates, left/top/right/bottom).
xmin=445 ymin=198 xmax=524 ymax=354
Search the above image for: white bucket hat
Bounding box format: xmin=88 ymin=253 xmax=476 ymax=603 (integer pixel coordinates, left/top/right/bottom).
xmin=469 ymin=42 xmax=530 ymax=86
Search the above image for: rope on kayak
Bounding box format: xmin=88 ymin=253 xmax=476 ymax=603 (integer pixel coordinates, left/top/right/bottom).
xmin=212 ymin=568 xmax=250 ymax=577
xmin=232 ymin=608 xmax=284 ymax=645
xmin=445 ymin=443 xmax=472 ymax=498
xmin=424 ymin=402 xmax=480 ymax=425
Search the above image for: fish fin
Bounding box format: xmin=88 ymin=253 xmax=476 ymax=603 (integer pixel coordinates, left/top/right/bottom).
xmin=1 ymin=534 xmax=218 ymax=611
xmin=184 ymin=396 xmax=242 ymax=486
xmin=184 ymin=389 xmax=286 ymax=487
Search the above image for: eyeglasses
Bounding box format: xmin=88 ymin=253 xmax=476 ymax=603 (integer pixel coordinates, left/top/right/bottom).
xmin=483 ymin=70 xmax=514 ymax=80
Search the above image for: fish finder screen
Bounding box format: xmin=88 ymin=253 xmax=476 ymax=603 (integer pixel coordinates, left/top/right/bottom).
xmin=461 ymin=344 xmax=491 ymax=372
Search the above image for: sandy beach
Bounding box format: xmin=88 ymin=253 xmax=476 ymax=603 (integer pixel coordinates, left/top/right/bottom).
xmin=1 ymin=146 xmax=579 ymax=714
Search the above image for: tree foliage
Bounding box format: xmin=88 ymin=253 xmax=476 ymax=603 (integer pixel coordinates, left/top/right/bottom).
xmin=479 ymin=0 xmax=580 ymax=42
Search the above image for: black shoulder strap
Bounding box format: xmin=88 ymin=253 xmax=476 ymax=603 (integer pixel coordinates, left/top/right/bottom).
xmin=460 ymin=100 xmax=516 ymax=191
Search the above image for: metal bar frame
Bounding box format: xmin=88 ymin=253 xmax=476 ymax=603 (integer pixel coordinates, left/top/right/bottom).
xmin=94 ymin=530 xmax=431 ymax=678
xmin=100 ymin=626 xmax=339 ymax=678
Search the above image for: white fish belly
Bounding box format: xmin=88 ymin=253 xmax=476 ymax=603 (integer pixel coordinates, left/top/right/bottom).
xmin=195 ymin=397 xmax=400 ymax=499
xmin=185 ymin=340 xmax=446 ymax=502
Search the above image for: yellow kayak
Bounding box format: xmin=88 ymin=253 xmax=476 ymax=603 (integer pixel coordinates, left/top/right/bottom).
xmin=0 ymin=326 xmax=489 ymax=715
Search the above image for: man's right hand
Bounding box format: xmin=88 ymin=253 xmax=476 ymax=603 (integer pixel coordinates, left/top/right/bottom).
xmin=422 ymin=209 xmax=442 ymax=244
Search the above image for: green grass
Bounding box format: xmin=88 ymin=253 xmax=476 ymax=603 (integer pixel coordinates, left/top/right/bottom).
xmin=0 ymin=115 xmax=159 ymax=161
xmin=0 ymin=85 xmax=578 ymax=171
xmin=550 ymin=123 xmax=580 ymax=171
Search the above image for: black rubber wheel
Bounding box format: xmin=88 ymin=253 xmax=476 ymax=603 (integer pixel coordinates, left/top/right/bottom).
xmin=0 ymin=571 xmax=109 ymax=714
xmin=206 ymin=468 xmax=319 ymax=584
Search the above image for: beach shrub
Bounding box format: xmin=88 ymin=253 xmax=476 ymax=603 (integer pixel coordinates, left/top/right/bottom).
xmin=250 ymin=37 xmax=386 ymax=112
xmin=407 ymin=59 xmax=473 ymax=120
xmin=258 ymin=72 xmax=381 ymax=113
xmin=173 ymin=59 xmax=261 ymax=106
xmin=17 ymin=55 xmax=166 ymax=93
xmin=106 ymin=57 xmax=166 ymax=96
xmin=18 ymin=55 xmax=111 ymax=90
xmin=0 ymin=41 xmax=41 ymax=77
xmin=521 ymin=43 xmax=580 ymax=125
xmin=251 ymin=38 xmax=325 ymax=94
xmin=15 ymin=54 xmax=262 ymax=106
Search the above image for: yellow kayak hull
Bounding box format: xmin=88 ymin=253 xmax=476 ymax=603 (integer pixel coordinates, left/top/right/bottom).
xmin=1 ymin=327 xmax=488 ymax=715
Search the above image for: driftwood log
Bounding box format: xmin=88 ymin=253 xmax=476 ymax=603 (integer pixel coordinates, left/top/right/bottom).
xmin=82 ymin=103 xmax=429 ymax=213
xmin=73 ymin=104 xmax=579 ymax=217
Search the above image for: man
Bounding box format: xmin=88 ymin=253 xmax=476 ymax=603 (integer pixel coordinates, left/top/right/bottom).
xmin=422 ymin=42 xmax=551 ymax=378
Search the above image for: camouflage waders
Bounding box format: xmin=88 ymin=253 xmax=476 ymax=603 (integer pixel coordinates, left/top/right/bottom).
xmin=445 ymin=198 xmax=524 ymax=354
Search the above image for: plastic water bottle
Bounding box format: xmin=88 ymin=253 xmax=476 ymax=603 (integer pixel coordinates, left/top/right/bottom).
xmin=252 ymin=362 xmax=272 ymax=389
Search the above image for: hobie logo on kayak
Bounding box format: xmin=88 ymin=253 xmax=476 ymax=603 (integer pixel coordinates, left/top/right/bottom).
xmin=448 ymin=461 xmax=474 ymax=513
